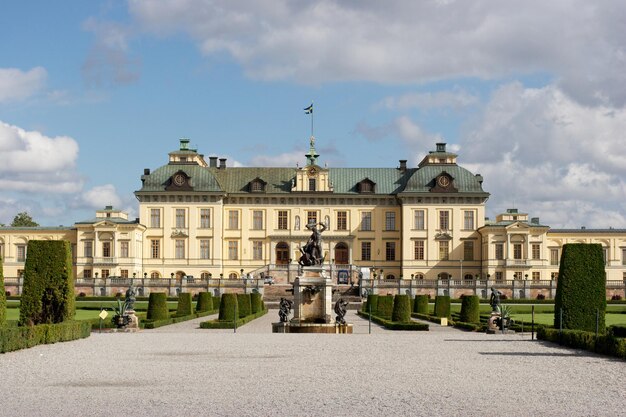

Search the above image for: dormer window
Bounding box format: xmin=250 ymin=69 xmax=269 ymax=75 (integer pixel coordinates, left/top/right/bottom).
xmin=358 ymin=178 xmax=376 ymax=193
xmin=249 ymin=177 xmax=267 ymax=193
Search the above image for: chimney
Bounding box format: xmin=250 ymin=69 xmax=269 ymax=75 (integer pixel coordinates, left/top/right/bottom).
xmin=399 ymin=160 xmax=407 ymax=172
xmin=219 ymin=158 xmax=227 ymax=169
xmin=475 ymin=174 xmax=483 ymax=184
xmin=531 ymin=217 xmax=539 ymax=224
xmin=436 ymin=143 xmax=446 ymax=152
xmin=143 ymin=168 xmax=150 ymax=175
xmin=209 ymin=157 xmax=218 ymax=168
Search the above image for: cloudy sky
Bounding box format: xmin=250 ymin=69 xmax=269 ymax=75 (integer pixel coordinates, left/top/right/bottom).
xmin=1 ymin=1 xmax=625 ymax=228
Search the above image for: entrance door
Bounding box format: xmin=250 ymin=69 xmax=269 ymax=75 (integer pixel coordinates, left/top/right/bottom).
xmin=334 ymin=242 xmax=349 ymax=264
xmin=276 ymin=242 xmax=289 ymax=265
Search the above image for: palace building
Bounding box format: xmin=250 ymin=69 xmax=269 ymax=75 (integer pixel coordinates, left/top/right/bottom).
xmin=1 ymin=138 xmax=625 ymax=298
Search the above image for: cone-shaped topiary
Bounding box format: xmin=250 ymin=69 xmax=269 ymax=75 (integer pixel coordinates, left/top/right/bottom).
xmin=250 ymin=292 xmax=263 ymax=314
xmin=218 ymin=294 xmax=237 ymax=321
xmin=176 ymin=292 xmax=193 ymax=317
xmin=554 ymin=243 xmax=606 ymax=331
xmin=413 ymin=295 xmax=429 ymax=314
xmin=392 ymin=294 xmax=411 ymax=322
xmin=459 ymin=295 xmax=480 ymax=323
xmin=147 ymin=292 xmax=169 ymax=320
xmin=434 ymin=295 xmax=451 ymax=318
xmin=19 ymin=240 xmax=75 ymax=326
xmin=377 ymin=295 xmax=394 ymax=320
xmin=196 ymin=292 xmax=213 ymax=312
xmin=364 ymin=294 xmax=379 ymax=315
xmin=0 ymin=256 xmax=5 ymax=325
xmin=237 ymin=293 xmax=252 ymax=318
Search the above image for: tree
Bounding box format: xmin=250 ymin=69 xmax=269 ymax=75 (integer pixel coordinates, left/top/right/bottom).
xmin=11 ymin=212 xmax=39 ymax=227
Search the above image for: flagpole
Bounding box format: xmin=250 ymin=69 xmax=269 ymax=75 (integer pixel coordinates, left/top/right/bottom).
xmin=311 ymin=101 xmax=314 ymax=138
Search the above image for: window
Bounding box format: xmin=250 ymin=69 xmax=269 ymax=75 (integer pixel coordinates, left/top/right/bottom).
xmin=250 ymin=181 xmax=264 ymax=192
xmin=252 ymin=241 xmax=263 ymax=260
xmin=361 ymin=242 xmax=371 ymax=261
xmin=101 ymin=269 xmax=110 ymax=278
xmin=228 ymin=210 xmax=239 ymax=229
xmin=17 ymin=245 xmax=27 ymax=262
xmin=495 ymin=243 xmax=504 ymax=260
xmin=414 ymin=210 xmax=425 ymax=230
xmin=463 ymin=211 xmax=474 ymax=230
xmin=309 ymin=178 xmax=316 ymax=191
xmin=415 ymin=273 xmax=424 ymax=280
xmin=603 ymin=248 xmax=608 ymax=265
xmin=102 ymin=242 xmax=111 ymax=258
xmin=532 ymin=271 xmax=540 ymax=281
xmin=360 ymin=181 xmax=373 ymax=193
xmin=463 ymin=241 xmax=474 ymax=261
xmin=361 ymin=212 xmax=372 ymax=231
xmin=385 ymin=212 xmax=396 ymax=231
xmin=84 ymin=241 xmax=93 ymax=258
xmin=514 ymin=272 xmax=523 ymax=280
xmin=121 ymin=270 xmax=129 ymax=278
xmin=532 ymin=244 xmax=541 ymax=260
xmin=495 ymin=271 xmax=503 ymax=281
xmin=200 ymin=209 xmax=211 ymax=228
xmin=307 ymin=211 xmax=317 ymax=225
xmin=622 ymin=248 xmax=626 ymax=266
xmin=386 ymin=242 xmax=396 ymax=261
xmin=151 ymin=239 xmax=160 ymax=259
xmin=278 ymin=211 xmax=288 ymax=230
xmin=439 ymin=241 xmax=449 ymax=260
xmin=414 ymin=240 xmax=424 ymax=260
xmin=83 ymin=269 xmax=92 ymax=278
xmin=175 ymin=209 xmax=186 ymax=228
xmin=120 ymin=241 xmax=129 ymax=258
xmin=551 ymin=272 xmax=559 ymax=280
xmin=17 ymin=269 xmax=24 ymax=278
xmin=150 ymin=208 xmax=161 ymax=228
xmin=0 ymin=243 xmax=4 ymax=258
xmin=150 ymin=272 xmax=160 ymax=279
xmin=228 ymin=241 xmax=238 ymax=260
xmin=200 ymin=240 xmax=210 ymax=259
xmin=513 ymin=244 xmax=522 ymax=260
xmin=550 ymin=249 xmax=559 ymax=265
xmin=439 ymin=211 xmax=450 ymax=230
xmin=175 ymin=240 xmax=185 ymax=259
xmin=201 ymin=272 xmax=210 ymax=279
xmin=252 ymin=210 xmax=263 ymax=230
xmin=336 ymin=211 xmax=347 ymax=231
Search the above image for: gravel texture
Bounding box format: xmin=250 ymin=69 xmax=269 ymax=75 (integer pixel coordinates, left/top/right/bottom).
xmin=0 ymin=311 xmax=624 ymax=417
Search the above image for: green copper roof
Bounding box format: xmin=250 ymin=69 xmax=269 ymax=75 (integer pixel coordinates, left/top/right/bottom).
xmin=211 ymin=168 xmax=294 ymax=193
xmin=137 ymin=164 xmax=222 ymax=193
xmin=328 ymin=168 xmax=410 ymax=194
xmin=401 ymin=165 xmax=488 ymax=195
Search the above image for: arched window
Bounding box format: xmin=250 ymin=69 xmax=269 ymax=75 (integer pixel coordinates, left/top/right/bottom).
xmin=414 ymin=273 xmax=424 ymax=280
xmin=150 ymin=272 xmax=160 ymax=279
xmin=464 ymin=274 xmax=473 ymax=280
xmin=201 ymin=272 xmax=210 ymax=279
xmin=334 ymin=242 xmax=349 ymax=264
xmin=386 ymin=274 xmax=396 ymax=280
xmin=228 ymin=272 xmax=238 ymax=279
xmin=276 ymin=242 xmax=289 ymax=265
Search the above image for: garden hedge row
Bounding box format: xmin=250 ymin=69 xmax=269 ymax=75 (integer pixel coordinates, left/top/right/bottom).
xmin=357 ymin=311 xmax=429 ymax=331
xmin=237 ymin=294 xmax=252 ymax=318
xmin=0 ymin=320 xmax=91 ymax=353
xmin=459 ymin=295 xmax=480 ymax=323
xmin=364 ymin=294 xmax=379 ymax=315
xmin=434 ymin=295 xmax=451 ymax=318
xmin=391 ymin=295 xmax=411 ymax=322
xmin=538 ymin=326 xmax=626 ymax=360
xmin=413 ymin=295 xmax=429 ymax=314
xmin=218 ymin=294 xmax=238 ymax=321
xmin=143 ymin=309 xmax=217 ymax=329
xmin=200 ymin=308 xmax=268 ymax=329
xmin=196 ymin=292 xmax=213 ymax=312
xmin=376 ymin=295 xmax=394 ymax=320
xmin=175 ymin=293 xmax=193 ymax=317
xmin=147 ymin=292 xmax=169 ymax=320
xmin=250 ymin=292 xmax=263 ymax=314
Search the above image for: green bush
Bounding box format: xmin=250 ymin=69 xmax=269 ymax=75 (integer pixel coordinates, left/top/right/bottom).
xmin=0 ymin=256 xmax=5 ymax=325
xmin=176 ymin=293 xmax=193 ymax=317
xmin=196 ymin=292 xmax=214 ymax=312
xmin=413 ymin=295 xmax=429 ymax=314
xmin=459 ymin=295 xmax=480 ymax=323
xmin=538 ymin=327 xmax=626 ymax=360
xmin=147 ymin=292 xmax=169 ymax=320
xmin=19 ymin=240 xmax=75 ymax=326
xmin=218 ymin=294 xmax=238 ymax=321
xmin=434 ymin=295 xmax=451 ymax=318
xmin=376 ymin=295 xmax=394 ymax=320
xmin=392 ymin=295 xmax=411 ymax=322
xmin=213 ymin=295 xmax=221 ymax=311
xmin=0 ymin=321 xmax=90 ymax=353
xmin=357 ymin=311 xmax=429 ymax=331
xmin=609 ymin=325 xmax=626 ymax=338
xmin=364 ymin=294 xmax=379 ymax=315
xmin=554 ymin=243 xmax=606 ymax=332
xmin=250 ymin=292 xmax=263 ymax=314
xmin=237 ymin=294 xmax=252 ymax=318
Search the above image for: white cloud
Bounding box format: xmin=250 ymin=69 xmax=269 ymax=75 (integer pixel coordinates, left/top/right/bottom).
xmin=249 ymin=151 xmax=303 ymax=167
xmin=129 ymin=0 xmax=626 ymax=106
xmin=0 ymin=67 xmax=47 ymax=103
xmin=0 ymin=121 xmax=82 ymax=193
xmin=379 ymin=89 xmax=479 ymax=111
xmin=78 ymin=184 xmax=123 ymax=210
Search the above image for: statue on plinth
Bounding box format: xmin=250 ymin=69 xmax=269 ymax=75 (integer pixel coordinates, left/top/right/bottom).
xmin=334 ymin=298 xmax=349 ymax=325
xmin=278 ymin=298 xmax=294 ymax=323
xmin=298 ymin=221 xmax=327 ymax=266
xmin=125 ymin=283 xmax=137 ymax=311
xmin=489 ymin=286 xmax=502 ymax=313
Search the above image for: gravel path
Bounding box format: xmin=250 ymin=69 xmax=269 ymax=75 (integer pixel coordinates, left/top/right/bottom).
xmin=0 ymin=311 xmax=624 ymax=417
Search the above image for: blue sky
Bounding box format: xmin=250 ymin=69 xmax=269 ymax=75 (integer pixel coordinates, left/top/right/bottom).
xmin=1 ymin=1 xmax=625 ymax=229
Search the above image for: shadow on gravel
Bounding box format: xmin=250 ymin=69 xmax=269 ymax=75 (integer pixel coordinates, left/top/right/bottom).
xmin=478 ymin=351 xmax=592 ymax=357
xmin=444 ymin=339 xmax=532 ymax=342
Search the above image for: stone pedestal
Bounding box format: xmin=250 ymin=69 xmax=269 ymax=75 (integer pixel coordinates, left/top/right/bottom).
xmin=292 ymin=267 xmax=333 ymax=324
xmin=126 ymin=310 xmax=140 ymax=330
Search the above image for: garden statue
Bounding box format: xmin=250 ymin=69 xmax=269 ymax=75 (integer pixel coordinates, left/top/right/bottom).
xmin=125 ymin=283 xmax=137 ymax=311
xmin=334 ymin=298 xmax=349 ymax=325
xmin=489 ymin=286 xmax=502 ymax=313
xmin=278 ymin=298 xmax=294 ymax=323
xmin=298 ymin=221 xmax=327 ymax=266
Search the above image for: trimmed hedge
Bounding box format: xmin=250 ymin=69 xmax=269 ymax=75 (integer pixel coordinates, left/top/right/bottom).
xmin=176 ymin=293 xmax=193 ymax=317
xmin=364 ymin=294 xmax=379 ymax=316
xmin=412 ymin=312 xmax=455 ymax=326
xmin=1 ymin=320 xmax=91 ymax=353
xmin=413 ymin=295 xmax=429 ymax=314
xmin=609 ymin=325 xmax=626 ymax=338
xmin=147 ymin=292 xmax=169 ymax=320
xmin=218 ymin=294 xmax=238 ymax=321
xmin=460 ymin=295 xmax=480 ymax=323
xmin=358 ymin=311 xmax=429 ymax=331
xmin=200 ymin=308 xmax=268 ymax=329
xmin=196 ymin=292 xmax=214 ymax=312
xmin=19 ymin=240 xmax=75 ymax=326
xmin=392 ymin=295 xmax=411 ymax=322
xmin=376 ymin=295 xmax=394 ymax=320
xmin=555 ymin=243 xmax=606 ymax=332
xmin=213 ymin=296 xmax=221 ymax=311
xmin=237 ymin=294 xmax=252 ymax=318
xmin=434 ymin=295 xmax=451 ymax=318
xmin=538 ymin=326 xmax=626 ymax=360
xmin=250 ymin=292 xmax=263 ymax=314
xmin=0 ymin=256 xmax=5 ymax=325
xmin=143 ymin=309 xmax=216 ymax=329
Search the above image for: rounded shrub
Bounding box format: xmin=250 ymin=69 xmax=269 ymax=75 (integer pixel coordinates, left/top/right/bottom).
xmin=250 ymin=292 xmax=263 ymax=314
xmin=176 ymin=292 xmax=193 ymax=317
xmin=413 ymin=295 xmax=429 ymax=314
xmin=364 ymin=294 xmax=379 ymax=315
xmin=196 ymin=292 xmax=213 ymax=312
xmin=218 ymin=294 xmax=237 ymax=321
xmin=392 ymin=294 xmax=411 ymax=322
xmin=147 ymin=292 xmax=169 ymax=320
xmin=377 ymin=295 xmax=394 ymax=320
xmin=434 ymin=295 xmax=451 ymax=318
xmin=459 ymin=295 xmax=480 ymax=323
xmin=237 ymin=294 xmax=252 ymax=318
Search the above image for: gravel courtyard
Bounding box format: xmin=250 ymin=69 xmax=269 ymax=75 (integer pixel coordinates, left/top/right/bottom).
xmin=0 ymin=311 xmax=624 ymax=417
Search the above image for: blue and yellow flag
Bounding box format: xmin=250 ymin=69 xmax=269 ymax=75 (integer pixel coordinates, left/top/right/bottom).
xmin=304 ymin=104 xmax=313 ymax=114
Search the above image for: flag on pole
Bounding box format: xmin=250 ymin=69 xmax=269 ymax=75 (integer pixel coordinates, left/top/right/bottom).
xmin=304 ymin=103 xmax=313 ymax=114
